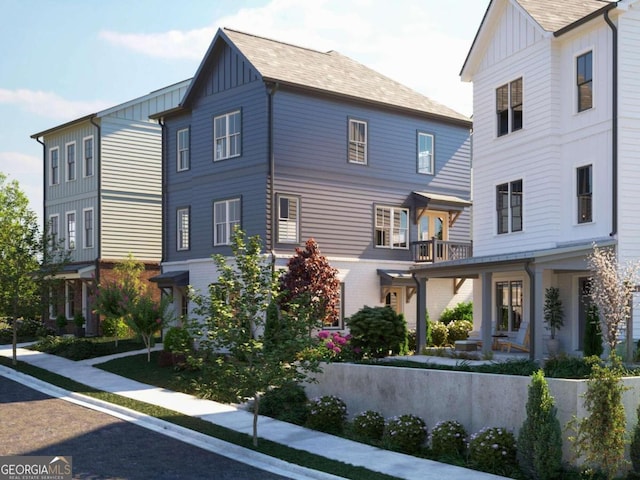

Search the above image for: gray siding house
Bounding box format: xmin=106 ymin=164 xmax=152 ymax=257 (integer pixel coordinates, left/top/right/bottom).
xmin=154 ymin=28 xmax=472 ymax=329
xmin=31 ymin=80 xmax=190 ymax=335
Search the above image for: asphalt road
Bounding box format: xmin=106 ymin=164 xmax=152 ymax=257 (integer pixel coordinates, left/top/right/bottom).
xmin=0 ymin=375 xmax=293 ymax=480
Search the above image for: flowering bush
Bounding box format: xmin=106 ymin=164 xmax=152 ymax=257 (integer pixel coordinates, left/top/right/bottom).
xmin=430 ymin=420 xmax=468 ymax=457
xmin=468 ymin=427 xmax=517 ymax=475
xmin=306 ymin=395 xmax=347 ymax=434
xmin=351 ymin=410 xmax=385 ymax=442
xmin=316 ymin=330 xmax=358 ymax=361
xmin=383 ymin=414 xmax=428 ymax=454
xmin=430 ymin=321 xmax=448 ymax=346
xmin=447 ymin=320 xmax=473 ymax=343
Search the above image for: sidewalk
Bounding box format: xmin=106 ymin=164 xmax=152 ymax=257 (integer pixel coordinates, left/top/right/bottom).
xmin=0 ymin=344 xmax=509 ymax=480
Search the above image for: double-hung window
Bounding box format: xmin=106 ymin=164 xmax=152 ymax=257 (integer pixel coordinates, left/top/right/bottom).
xmin=496 ymin=78 xmax=523 ymax=136
xmin=66 ymin=212 xmax=76 ymax=250
xmin=177 ymin=208 xmax=190 ymax=251
xmin=83 ymin=136 xmax=94 ymax=177
xmin=577 ymin=165 xmax=592 ymax=224
xmin=49 ymin=214 xmax=59 ymax=246
xmin=348 ymin=119 xmax=367 ymax=164
xmin=277 ymin=195 xmax=299 ymax=243
xmin=375 ymin=206 xmax=409 ymax=249
xmin=177 ymin=128 xmax=190 ymax=171
xmin=496 ymin=280 xmax=523 ymax=332
xmin=417 ymin=132 xmax=434 ymax=175
xmin=50 ymin=147 xmax=59 ymax=185
xmin=214 ymin=111 xmax=241 ymax=161
xmin=577 ymin=51 xmax=593 ymax=112
xmin=66 ymin=142 xmax=76 ymax=181
xmin=213 ymin=198 xmax=241 ymax=245
xmin=496 ymin=180 xmax=523 ymax=234
xmin=83 ymin=208 xmax=94 ymax=248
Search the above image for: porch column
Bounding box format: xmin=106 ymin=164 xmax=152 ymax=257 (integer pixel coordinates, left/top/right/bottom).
xmin=415 ymin=276 xmax=428 ymax=352
xmin=481 ymin=271 xmax=492 ymax=355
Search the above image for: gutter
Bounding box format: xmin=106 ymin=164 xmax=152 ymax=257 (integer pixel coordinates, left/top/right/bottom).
xmin=604 ymin=9 xmax=618 ymax=237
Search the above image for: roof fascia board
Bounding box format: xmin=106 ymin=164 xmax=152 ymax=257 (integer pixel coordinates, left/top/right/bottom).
xmin=554 ymin=2 xmax=618 ymax=37
xmin=98 ymin=78 xmax=191 ymax=118
xmin=31 ymin=113 xmax=97 ymax=139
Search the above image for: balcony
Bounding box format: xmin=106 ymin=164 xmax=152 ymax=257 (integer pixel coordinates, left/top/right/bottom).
xmin=412 ymin=239 xmax=473 ymax=263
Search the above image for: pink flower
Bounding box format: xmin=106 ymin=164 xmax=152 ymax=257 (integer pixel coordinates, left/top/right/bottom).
xmin=333 ymin=346 xmax=341 ymax=354
xmin=318 ymin=331 xmax=330 ymax=339
xmin=326 ymin=341 xmax=335 ymax=350
xmin=335 ymin=336 xmax=347 ymax=345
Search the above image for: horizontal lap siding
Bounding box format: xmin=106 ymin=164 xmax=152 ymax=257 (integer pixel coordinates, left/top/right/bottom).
xmin=100 ymin=117 xmax=162 ymax=260
xmin=272 ymin=90 xmax=471 ymax=259
xmin=164 ymin=81 xmax=269 ymax=262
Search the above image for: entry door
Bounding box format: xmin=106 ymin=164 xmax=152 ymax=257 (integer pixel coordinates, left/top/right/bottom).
xmin=385 ymin=287 xmax=404 ymax=315
xmin=578 ymin=277 xmax=591 ymax=351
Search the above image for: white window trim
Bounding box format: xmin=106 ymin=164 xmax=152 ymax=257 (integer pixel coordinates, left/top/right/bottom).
xmin=82 ymin=207 xmax=94 ymax=249
xmin=496 ymin=179 xmax=523 ymax=235
xmin=49 ymin=147 xmax=60 ymax=186
xmin=214 ymin=110 xmax=241 ymax=161
xmin=177 ymin=128 xmax=190 ymax=171
xmin=65 ymin=141 xmax=76 ymax=182
xmin=496 ymin=77 xmax=523 ymax=137
xmin=277 ymin=194 xmax=300 ymax=244
xmin=49 ymin=214 xmax=60 ymax=246
xmin=177 ymin=208 xmax=190 ymax=251
xmin=82 ymin=136 xmax=94 ymax=177
xmin=348 ymin=118 xmax=368 ymax=165
xmin=575 ymin=48 xmax=595 ymax=114
xmin=417 ymin=132 xmax=435 ymax=175
xmin=65 ymin=210 xmax=76 ymax=250
xmin=213 ymin=198 xmax=241 ymax=246
xmin=375 ymin=205 xmax=409 ymax=250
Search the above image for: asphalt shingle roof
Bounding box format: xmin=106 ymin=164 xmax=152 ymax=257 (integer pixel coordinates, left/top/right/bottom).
xmin=223 ymin=28 xmax=470 ymax=123
xmin=515 ymin=0 xmax=616 ymax=33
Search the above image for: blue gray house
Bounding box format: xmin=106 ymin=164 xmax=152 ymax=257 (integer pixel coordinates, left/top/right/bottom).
xmin=152 ymin=28 xmax=472 ymax=330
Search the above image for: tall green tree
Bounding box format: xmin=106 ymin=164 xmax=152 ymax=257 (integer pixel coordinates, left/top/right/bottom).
xmin=188 ymin=230 xmax=320 ymax=446
xmin=0 ymin=174 xmax=45 ymax=365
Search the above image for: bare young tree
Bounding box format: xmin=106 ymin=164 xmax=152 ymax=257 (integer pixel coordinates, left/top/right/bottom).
xmin=587 ymin=245 xmax=640 ymax=357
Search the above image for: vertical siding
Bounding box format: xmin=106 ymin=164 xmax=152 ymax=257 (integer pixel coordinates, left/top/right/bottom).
xmin=198 ymin=43 xmax=260 ymax=98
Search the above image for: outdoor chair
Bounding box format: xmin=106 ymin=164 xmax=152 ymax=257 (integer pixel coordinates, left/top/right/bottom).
xmin=497 ymin=321 xmax=530 ymax=353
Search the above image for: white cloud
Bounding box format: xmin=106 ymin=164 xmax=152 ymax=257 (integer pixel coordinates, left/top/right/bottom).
xmin=97 ymin=0 xmax=485 ymax=116
xmin=0 ymin=89 xmax=111 ymax=121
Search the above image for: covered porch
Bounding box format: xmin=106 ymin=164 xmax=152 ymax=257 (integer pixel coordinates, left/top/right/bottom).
xmin=411 ymin=240 xmax=615 ymax=360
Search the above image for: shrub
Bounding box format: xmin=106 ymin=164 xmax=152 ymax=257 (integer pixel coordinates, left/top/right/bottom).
xmin=55 ymin=314 xmax=68 ymax=333
xmin=430 ymin=420 xmax=467 ymax=458
xmin=543 ymin=354 xmax=594 ymax=379
xmin=351 ymin=410 xmax=385 ymax=442
xmin=430 ymin=322 xmax=448 ymax=346
xmin=101 ymin=316 xmax=130 ymax=337
xmin=316 ymin=330 xmax=356 ymax=361
xmin=382 ymin=414 xmax=428 ymax=454
xmin=447 ymin=320 xmax=473 ymax=343
xmin=439 ymin=301 xmax=473 ymax=325
xmin=517 ymin=370 xmax=562 ymax=480
xmin=631 ymin=403 xmax=640 ymax=476
xmin=260 ymin=382 xmax=309 ymax=426
xmin=163 ymin=326 xmax=192 ymax=353
xmin=468 ymin=427 xmax=517 ymax=476
xmin=583 ymin=305 xmax=603 ymax=358
xmin=306 ymin=395 xmax=347 ymax=434
xmin=347 ymin=306 xmax=408 ymax=358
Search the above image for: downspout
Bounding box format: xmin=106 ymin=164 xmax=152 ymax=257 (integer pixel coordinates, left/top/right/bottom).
xmin=411 ymin=273 xmax=424 ymax=352
xmin=524 ymin=261 xmax=535 ymax=361
xmin=605 ymin=9 xmax=618 ymax=237
xmin=34 ymin=136 xmax=47 ymax=324
xmin=267 ymin=82 xmax=279 ymax=267
xmin=90 ymin=116 xmax=101 ymax=336
xmin=158 ymin=117 xmax=167 ymax=265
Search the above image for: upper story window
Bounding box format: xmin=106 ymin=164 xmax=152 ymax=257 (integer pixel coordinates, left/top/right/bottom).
xmin=177 ymin=128 xmax=190 ymax=171
xmin=50 ymin=147 xmax=59 ymax=185
xmin=83 ymin=136 xmax=94 ymax=177
xmin=375 ymin=206 xmax=409 ymax=249
xmin=496 ymin=78 xmax=523 ymax=137
xmin=348 ymin=119 xmax=367 ymax=164
xmin=577 ymin=51 xmax=593 ymax=112
xmin=66 ymin=211 xmax=76 ymax=250
xmin=577 ymin=165 xmax=592 ymax=224
xmin=83 ymin=208 xmax=94 ymax=248
xmin=496 ymin=179 xmax=523 ymax=234
xmin=213 ymin=198 xmax=241 ymax=246
xmin=417 ymin=132 xmax=434 ymax=175
xmin=277 ymin=194 xmax=299 ymax=244
xmin=214 ymin=111 xmax=241 ymax=161
xmin=66 ymin=142 xmax=76 ymax=181
xmin=49 ymin=214 xmax=59 ymax=246
xmin=177 ymin=208 xmax=190 ymax=251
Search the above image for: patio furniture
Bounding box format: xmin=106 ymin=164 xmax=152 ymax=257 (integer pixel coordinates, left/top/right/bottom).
xmin=497 ymin=321 xmax=530 ymax=353
xmin=454 ymin=340 xmax=478 ymax=352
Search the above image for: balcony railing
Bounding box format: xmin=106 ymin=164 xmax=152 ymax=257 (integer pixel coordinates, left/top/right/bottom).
xmin=412 ymin=239 xmax=473 ymax=263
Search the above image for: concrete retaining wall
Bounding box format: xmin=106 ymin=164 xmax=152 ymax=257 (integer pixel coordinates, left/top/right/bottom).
xmin=304 ymin=362 xmax=640 ymax=461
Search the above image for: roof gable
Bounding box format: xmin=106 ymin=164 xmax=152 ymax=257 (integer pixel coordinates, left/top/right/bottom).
xmin=181 ymin=28 xmax=470 ymax=124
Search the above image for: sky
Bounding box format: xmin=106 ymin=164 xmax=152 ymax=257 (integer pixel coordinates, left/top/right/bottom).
xmin=0 ymin=0 xmax=490 ymax=224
